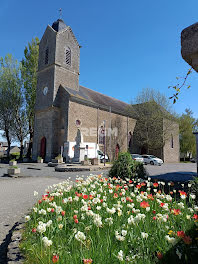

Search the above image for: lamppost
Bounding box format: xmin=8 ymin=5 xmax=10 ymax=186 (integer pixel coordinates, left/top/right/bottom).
xmin=193 ymin=132 xmax=198 ymax=174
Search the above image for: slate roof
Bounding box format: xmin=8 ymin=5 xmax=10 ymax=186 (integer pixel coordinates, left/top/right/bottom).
xmin=52 ymin=19 xmax=67 ymax=32
xmin=62 ymin=85 xmax=132 ymax=117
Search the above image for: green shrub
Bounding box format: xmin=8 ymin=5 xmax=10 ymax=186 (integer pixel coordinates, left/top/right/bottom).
xmin=37 ymin=156 xmax=42 ymax=160
xmin=10 ymin=152 xmax=20 ymax=160
xmin=10 ymin=166 xmax=18 ymax=169
xmin=109 ymin=152 xmax=146 ymax=179
xmin=10 ymin=159 xmax=16 ymax=162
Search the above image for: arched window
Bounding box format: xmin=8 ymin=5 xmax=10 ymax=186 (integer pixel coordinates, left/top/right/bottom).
xmin=45 ymin=47 xmax=49 ymax=65
xmin=171 ymin=134 xmax=174 ymax=148
xmin=65 ymin=47 xmax=71 ymax=65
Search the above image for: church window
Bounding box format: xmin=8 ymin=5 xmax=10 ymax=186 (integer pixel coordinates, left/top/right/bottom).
xmin=65 ymin=47 xmax=71 ymax=65
xmin=45 ymin=47 xmax=49 ymax=65
xmin=171 ymin=134 xmax=174 ymax=148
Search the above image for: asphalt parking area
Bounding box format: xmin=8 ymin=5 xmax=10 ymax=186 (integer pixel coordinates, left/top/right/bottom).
xmin=145 ymin=162 xmax=197 ymax=182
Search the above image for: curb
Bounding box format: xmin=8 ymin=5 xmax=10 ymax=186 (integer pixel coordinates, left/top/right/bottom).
xmin=7 ymin=221 xmax=24 ymax=263
xmin=55 ymin=164 xmax=112 ymax=172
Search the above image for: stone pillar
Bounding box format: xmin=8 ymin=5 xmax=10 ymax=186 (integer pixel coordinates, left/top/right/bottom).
xmin=72 ymin=129 xmax=85 ymax=163
xmin=193 ymin=132 xmax=198 ymax=174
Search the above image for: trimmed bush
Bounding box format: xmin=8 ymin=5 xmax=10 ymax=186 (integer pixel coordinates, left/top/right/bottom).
xmin=109 ymin=152 xmax=146 ymax=179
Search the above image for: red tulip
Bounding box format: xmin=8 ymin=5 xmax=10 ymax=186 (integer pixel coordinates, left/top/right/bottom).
xmin=32 ymin=228 xmax=36 ymax=233
xmin=52 ymin=255 xmax=59 ymax=263
xmin=153 ymin=183 xmax=158 ymax=188
xmin=140 ymin=201 xmax=150 ymax=208
xmin=61 ymin=211 xmax=65 ymax=216
xmin=157 ymin=252 xmax=163 ymax=259
xmin=83 ymin=259 xmax=93 ymax=264
xmin=177 ymin=231 xmax=185 ymax=238
xmin=192 ymin=214 xmax=198 ymax=220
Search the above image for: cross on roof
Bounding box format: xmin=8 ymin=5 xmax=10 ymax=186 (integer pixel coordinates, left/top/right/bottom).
xmin=59 ymin=8 xmax=62 ymax=19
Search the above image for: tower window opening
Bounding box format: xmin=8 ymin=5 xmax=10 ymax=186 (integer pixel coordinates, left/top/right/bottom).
xmin=171 ymin=134 xmax=174 ymax=148
xmin=45 ymin=47 xmax=49 ymax=65
xmin=65 ymin=47 xmax=71 ymax=65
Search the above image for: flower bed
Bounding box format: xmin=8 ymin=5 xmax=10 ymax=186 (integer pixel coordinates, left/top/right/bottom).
xmin=21 ymin=175 xmax=198 ymax=263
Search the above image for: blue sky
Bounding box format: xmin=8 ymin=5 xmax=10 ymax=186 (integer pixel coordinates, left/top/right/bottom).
xmin=0 ymin=0 xmax=198 ymax=143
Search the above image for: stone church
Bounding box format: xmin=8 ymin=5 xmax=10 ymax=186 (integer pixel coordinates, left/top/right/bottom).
xmin=32 ymin=18 xmax=179 ymax=162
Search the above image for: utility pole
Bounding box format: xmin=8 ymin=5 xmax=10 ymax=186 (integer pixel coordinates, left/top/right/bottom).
xmin=109 ymin=106 xmax=112 ymax=162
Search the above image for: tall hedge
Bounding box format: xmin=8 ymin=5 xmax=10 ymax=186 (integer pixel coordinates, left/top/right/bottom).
xmin=109 ymin=152 xmax=146 ymax=180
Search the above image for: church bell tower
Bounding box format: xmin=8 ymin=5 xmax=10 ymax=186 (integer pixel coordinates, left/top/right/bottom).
xmin=32 ymin=18 xmax=80 ymax=161
xmin=35 ymin=18 xmax=80 ymax=111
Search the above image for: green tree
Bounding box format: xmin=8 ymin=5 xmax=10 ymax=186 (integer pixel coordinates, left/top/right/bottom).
xmin=11 ymin=96 xmax=28 ymax=159
xmin=129 ymin=88 xmax=178 ymax=156
xmin=21 ymin=37 xmax=39 ymax=158
xmin=0 ymin=54 xmax=22 ymax=156
xmin=179 ymin=108 xmax=198 ymax=160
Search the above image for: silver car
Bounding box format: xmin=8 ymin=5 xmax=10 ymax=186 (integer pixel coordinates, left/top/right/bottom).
xmin=141 ymin=155 xmax=163 ymax=166
xmin=131 ymin=154 xmax=144 ymax=163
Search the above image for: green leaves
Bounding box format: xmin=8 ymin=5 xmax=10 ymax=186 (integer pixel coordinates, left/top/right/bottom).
xmin=0 ymin=54 xmax=23 ymax=153
xmin=169 ymin=68 xmax=193 ymax=104
xmin=179 ymin=108 xmax=197 ymax=158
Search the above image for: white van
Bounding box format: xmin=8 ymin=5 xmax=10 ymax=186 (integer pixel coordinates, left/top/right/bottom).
xmin=63 ymin=142 xmax=108 ymax=162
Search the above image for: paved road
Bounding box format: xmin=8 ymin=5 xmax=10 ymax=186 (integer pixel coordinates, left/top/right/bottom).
xmin=146 ymin=162 xmax=197 ymax=182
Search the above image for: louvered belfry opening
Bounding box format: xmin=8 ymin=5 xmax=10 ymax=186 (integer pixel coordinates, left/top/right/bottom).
xmin=66 ymin=47 xmax=71 ymax=65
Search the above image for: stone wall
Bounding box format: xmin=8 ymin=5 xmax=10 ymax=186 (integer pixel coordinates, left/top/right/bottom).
xmin=68 ymin=100 xmax=136 ymax=160
xmin=163 ymin=119 xmax=180 ymax=163
xmin=181 ymin=22 xmax=198 ymax=72
xmin=32 ymin=107 xmax=61 ymax=161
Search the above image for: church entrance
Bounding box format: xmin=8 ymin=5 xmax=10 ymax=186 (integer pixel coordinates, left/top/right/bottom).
xmin=40 ymin=137 xmax=46 ymax=160
xmin=115 ymin=144 xmax=120 ymax=160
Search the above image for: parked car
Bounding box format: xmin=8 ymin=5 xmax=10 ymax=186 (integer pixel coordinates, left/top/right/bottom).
xmin=131 ymin=154 xmax=144 ymax=163
xmin=190 ymin=158 xmax=196 ymax=163
xmin=97 ymin=150 xmax=109 ymax=163
xmin=141 ymin=155 xmax=163 ymax=166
